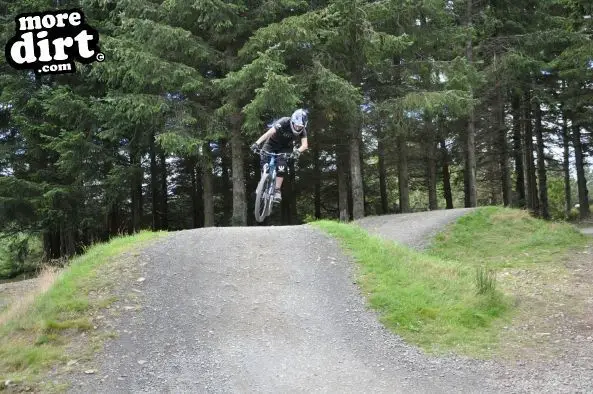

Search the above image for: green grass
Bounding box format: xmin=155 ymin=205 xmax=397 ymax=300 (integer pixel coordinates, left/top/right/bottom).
xmin=312 ymin=219 xmax=511 ymax=357
xmin=311 ymin=206 xmax=588 ymax=357
xmin=427 ymin=206 xmax=589 ymax=268
xmin=0 ymin=230 xmax=167 ymax=388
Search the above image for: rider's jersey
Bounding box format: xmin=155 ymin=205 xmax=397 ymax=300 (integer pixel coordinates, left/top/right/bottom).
xmin=265 ymin=117 xmax=307 ymax=151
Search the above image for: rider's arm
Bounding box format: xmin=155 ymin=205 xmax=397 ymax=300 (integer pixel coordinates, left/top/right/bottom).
xmin=256 ymin=127 xmax=276 ymax=145
xmin=298 ymin=137 xmax=308 ymax=152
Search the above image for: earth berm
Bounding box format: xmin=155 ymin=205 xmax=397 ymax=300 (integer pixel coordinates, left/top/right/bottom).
xmin=61 ymin=209 xmax=593 ymax=393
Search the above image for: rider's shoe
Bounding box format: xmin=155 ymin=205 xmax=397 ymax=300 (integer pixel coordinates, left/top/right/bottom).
xmin=273 ymin=188 xmax=282 ymax=202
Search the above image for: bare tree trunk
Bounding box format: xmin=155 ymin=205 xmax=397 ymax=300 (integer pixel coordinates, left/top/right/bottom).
xmin=337 ymin=148 xmax=349 ymax=221
xmin=149 ymin=130 xmax=159 ymax=231
xmin=377 ymin=135 xmax=389 ymax=214
xmin=426 ymin=124 xmax=438 ymax=210
xmin=440 ymin=139 xmax=454 ymax=209
xmin=350 ymin=132 xmax=365 ymax=220
xmin=130 ymin=141 xmax=143 ymax=233
xmin=230 ymin=114 xmax=247 ymax=226
xmin=189 ymin=157 xmax=201 ymax=228
xmin=522 ymin=90 xmax=539 ymax=215
xmin=572 ymin=123 xmax=590 ymax=219
xmin=220 ymin=141 xmax=232 ymax=225
xmin=43 ymin=230 xmax=61 ymax=260
xmin=108 ymin=201 xmax=119 ymax=236
xmin=511 ymin=93 xmax=525 ymax=207
xmin=202 ymin=148 xmax=215 ymax=227
xmin=280 ymin=177 xmax=290 ymax=225
xmin=562 ymin=113 xmax=571 ymax=216
xmin=496 ymin=75 xmax=511 ymax=207
xmin=313 ymin=146 xmax=322 ymax=219
xmin=465 ymin=0 xmax=477 ymax=208
xmin=534 ymin=101 xmax=549 ymax=219
xmin=159 ymin=150 xmax=168 ymax=230
xmin=289 ymin=160 xmax=298 ymax=224
xmin=397 ymin=134 xmax=410 ymax=213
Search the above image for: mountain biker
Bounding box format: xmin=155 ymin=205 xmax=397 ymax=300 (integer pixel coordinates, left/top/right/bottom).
xmin=250 ymin=108 xmax=309 ymax=203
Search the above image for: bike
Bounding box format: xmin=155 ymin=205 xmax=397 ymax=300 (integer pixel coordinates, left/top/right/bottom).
xmin=253 ymin=148 xmax=295 ymax=223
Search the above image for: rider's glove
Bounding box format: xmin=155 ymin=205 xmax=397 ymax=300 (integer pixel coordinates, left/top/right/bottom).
xmin=250 ymin=143 xmax=259 ymax=153
xmin=292 ymin=148 xmax=301 ymax=159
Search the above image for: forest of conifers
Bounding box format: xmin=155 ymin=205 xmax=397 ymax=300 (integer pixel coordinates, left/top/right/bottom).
xmin=0 ymin=0 xmax=591 ymax=276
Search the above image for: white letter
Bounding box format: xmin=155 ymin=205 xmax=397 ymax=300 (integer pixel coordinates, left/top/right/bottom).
xmin=69 ymin=12 xmax=81 ymax=26
xmin=19 ymin=16 xmax=41 ymax=31
xmin=37 ymin=31 xmax=52 ymax=62
xmin=49 ymin=64 xmax=58 ymax=72
xmin=41 ymin=14 xmax=56 ymax=29
xmin=10 ymin=32 xmax=36 ymax=64
xmin=74 ymin=30 xmax=95 ymax=58
xmin=55 ymin=13 xmax=68 ymax=28
xmin=52 ymin=37 xmax=74 ymax=61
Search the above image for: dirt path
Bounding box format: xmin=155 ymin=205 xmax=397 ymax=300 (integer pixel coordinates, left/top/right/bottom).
xmin=353 ymin=208 xmax=476 ymax=249
xmin=61 ymin=211 xmax=593 ymax=393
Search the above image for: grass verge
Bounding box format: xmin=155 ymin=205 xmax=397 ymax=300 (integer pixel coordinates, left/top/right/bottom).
xmin=0 ymin=230 xmax=167 ymax=390
xmin=311 ymin=206 xmax=589 ymax=358
xmin=427 ymin=206 xmax=588 ymax=268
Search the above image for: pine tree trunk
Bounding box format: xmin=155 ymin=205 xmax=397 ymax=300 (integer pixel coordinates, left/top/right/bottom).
xmin=130 ymin=141 xmax=143 ymax=233
xmin=108 ymin=202 xmax=119 ymax=236
xmin=562 ymin=114 xmax=571 ymax=216
xmin=189 ymin=157 xmax=201 ymax=228
xmin=281 ymin=179 xmax=290 ymax=224
xmin=230 ymin=114 xmax=247 ymax=226
xmin=220 ymin=141 xmax=232 ymax=225
xmin=289 ymin=160 xmax=298 ymax=223
xmin=572 ymin=123 xmax=590 ymax=219
xmin=43 ymin=230 xmax=61 ymax=261
xmin=497 ymin=83 xmax=511 ymax=207
xmin=313 ymin=145 xmax=322 ymax=219
xmin=426 ymin=126 xmax=438 ymax=210
xmin=464 ymin=157 xmax=470 ymax=207
xmin=378 ymin=136 xmax=389 ymax=214
xmin=534 ymin=101 xmax=549 ymax=220
xmin=522 ymin=91 xmax=539 ymax=215
xmin=511 ymin=93 xmax=525 ymax=207
xmin=397 ymin=135 xmax=410 ymax=213
xmin=350 ymin=132 xmax=365 ymax=220
xmin=59 ymin=222 xmax=74 ymax=259
xmin=440 ymin=139 xmax=454 ymax=209
xmin=159 ymin=150 xmax=168 ymax=229
xmin=149 ymin=131 xmax=159 ymax=231
xmin=202 ymin=150 xmax=215 ymax=227
xmin=337 ymin=148 xmax=349 ymax=221
xmin=465 ymin=0 xmax=477 ymax=208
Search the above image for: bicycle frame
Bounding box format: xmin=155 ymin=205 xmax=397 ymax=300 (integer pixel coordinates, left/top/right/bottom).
xmin=254 ymin=149 xmax=292 ymax=222
xmin=261 ymin=150 xmax=289 ymax=196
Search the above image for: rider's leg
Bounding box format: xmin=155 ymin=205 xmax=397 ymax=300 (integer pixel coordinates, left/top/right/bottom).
xmin=274 ymin=155 xmax=288 ymax=202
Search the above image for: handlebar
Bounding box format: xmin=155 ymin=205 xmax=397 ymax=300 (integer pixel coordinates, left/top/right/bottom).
xmin=254 ymin=148 xmax=294 ymax=159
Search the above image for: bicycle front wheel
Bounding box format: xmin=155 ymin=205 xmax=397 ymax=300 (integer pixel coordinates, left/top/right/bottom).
xmin=254 ymin=172 xmax=271 ymax=222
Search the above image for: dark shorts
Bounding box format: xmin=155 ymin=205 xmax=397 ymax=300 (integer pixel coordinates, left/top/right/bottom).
xmin=260 ymin=142 xmax=291 ymax=176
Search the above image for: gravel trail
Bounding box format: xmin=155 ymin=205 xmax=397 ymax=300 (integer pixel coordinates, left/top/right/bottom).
xmin=353 ymin=208 xmax=476 ymax=249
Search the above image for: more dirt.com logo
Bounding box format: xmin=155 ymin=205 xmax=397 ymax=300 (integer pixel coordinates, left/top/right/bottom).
xmin=4 ymin=8 xmax=104 ymax=75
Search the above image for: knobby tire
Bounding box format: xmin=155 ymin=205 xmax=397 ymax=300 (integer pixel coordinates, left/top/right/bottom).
xmin=255 ymin=171 xmax=271 ymax=222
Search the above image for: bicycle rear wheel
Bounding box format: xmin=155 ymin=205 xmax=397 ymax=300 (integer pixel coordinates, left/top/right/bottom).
xmin=254 ymin=172 xmax=271 ymax=222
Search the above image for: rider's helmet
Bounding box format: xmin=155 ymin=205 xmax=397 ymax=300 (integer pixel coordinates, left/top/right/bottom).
xmin=290 ymin=108 xmax=308 ymax=135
